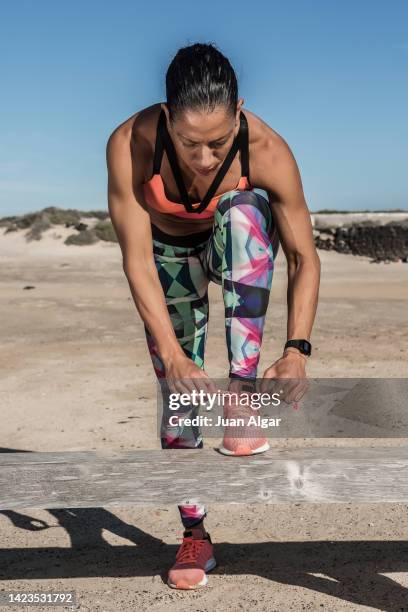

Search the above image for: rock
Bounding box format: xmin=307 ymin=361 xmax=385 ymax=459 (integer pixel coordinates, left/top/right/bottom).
xmin=316 ymin=222 xmax=408 ymax=261
xmin=74 ymin=222 xmax=88 ymax=232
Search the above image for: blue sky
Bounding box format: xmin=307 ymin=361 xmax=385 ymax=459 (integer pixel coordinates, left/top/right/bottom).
xmin=1 ymin=0 xmax=407 ymax=215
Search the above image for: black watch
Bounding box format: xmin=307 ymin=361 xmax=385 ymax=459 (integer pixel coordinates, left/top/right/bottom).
xmin=284 ymin=339 xmax=312 ymax=356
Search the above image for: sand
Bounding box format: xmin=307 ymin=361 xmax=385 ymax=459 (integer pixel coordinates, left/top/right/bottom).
xmin=0 ymin=224 xmax=408 ymax=611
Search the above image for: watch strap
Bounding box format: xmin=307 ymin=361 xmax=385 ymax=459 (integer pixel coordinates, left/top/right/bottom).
xmin=284 ymin=339 xmax=312 ymax=356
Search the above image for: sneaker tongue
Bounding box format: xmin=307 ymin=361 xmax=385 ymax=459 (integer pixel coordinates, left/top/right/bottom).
xmin=183 ymin=528 xmax=207 ymax=540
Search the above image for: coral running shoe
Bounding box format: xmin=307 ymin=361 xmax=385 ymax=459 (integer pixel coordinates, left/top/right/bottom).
xmin=167 ymin=529 xmax=217 ymax=589
xmin=218 ymin=379 xmax=270 ymax=456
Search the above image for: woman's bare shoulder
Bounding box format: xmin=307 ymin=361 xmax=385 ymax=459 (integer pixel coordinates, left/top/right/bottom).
xmin=244 ymin=107 xmax=287 ymax=151
xmin=107 ymin=103 xmax=162 ymax=182
xmin=107 ymin=103 xmax=162 ymax=150
xmin=244 ymin=108 xmax=296 ymax=189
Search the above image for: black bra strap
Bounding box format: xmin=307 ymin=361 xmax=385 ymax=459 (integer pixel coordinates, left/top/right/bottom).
xmin=193 ymin=127 xmax=241 ymax=213
xmin=240 ymin=111 xmax=250 ymax=182
xmin=161 ymin=113 xmax=197 ymax=213
xmin=160 ymin=110 xmax=248 ymax=214
xmin=152 ymin=110 xmax=165 ymax=174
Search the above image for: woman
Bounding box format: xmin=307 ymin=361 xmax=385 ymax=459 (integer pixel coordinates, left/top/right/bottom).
xmin=106 ymin=42 xmax=320 ymax=589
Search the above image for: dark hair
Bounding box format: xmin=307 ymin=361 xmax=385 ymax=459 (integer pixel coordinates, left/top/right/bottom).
xmin=165 ymin=43 xmax=238 ymax=121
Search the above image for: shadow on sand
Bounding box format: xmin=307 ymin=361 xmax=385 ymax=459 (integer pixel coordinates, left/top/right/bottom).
xmin=0 ymin=506 xmax=407 ymax=611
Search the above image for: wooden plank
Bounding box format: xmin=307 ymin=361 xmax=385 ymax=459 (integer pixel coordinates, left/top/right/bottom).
xmin=1 ymin=447 xmax=408 ymax=510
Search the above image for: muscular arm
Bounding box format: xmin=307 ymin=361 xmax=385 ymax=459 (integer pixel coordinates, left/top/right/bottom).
xmin=106 ymin=126 xmax=185 ymax=366
xmin=255 ymin=136 xmax=321 ymax=350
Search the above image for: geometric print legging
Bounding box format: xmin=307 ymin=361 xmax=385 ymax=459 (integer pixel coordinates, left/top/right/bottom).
xmin=144 ymin=189 xmax=278 ymax=528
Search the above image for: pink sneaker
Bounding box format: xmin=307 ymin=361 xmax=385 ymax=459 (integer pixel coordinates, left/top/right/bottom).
xmin=167 ymin=530 xmax=217 ymax=589
xmin=218 ymin=380 xmax=270 ymax=456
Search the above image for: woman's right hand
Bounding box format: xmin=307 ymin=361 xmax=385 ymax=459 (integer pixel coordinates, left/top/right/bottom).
xmin=164 ymin=352 xmax=218 ymax=396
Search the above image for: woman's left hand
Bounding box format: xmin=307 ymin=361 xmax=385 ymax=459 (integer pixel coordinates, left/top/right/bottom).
xmin=259 ymin=350 xmax=309 ymax=405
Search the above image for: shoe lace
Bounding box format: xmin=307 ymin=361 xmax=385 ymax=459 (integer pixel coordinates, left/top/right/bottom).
xmin=176 ymin=537 xmax=206 ymax=564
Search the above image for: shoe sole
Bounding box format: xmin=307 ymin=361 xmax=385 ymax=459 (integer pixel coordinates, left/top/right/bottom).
xmin=167 ymin=557 xmax=217 ymax=589
xmin=218 ymin=441 xmax=270 ymax=456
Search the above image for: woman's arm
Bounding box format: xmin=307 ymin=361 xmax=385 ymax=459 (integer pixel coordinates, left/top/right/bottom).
xmin=254 ymin=132 xmax=320 ymax=387
xmin=267 ymin=141 xmax=320 ymax=347
xmin=257 ymin=137 xmax=320 ymax=351
xmin=106 ymin=125 xmax=216 ymax=393
xmin=106 ymin=126 xmax=185 ymax=366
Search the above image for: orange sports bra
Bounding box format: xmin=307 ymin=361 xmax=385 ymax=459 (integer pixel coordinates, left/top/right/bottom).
xmin=142 ymin=109 xmax=253 ymax=220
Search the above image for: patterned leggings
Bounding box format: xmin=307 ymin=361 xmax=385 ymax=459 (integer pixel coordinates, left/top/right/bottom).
xmin=145 ymin=190 xmax=278 ymax=528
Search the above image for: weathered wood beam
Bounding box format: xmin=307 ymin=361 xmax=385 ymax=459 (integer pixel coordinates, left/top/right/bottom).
xmin=1 ymin=447 xmax=408 ymax=510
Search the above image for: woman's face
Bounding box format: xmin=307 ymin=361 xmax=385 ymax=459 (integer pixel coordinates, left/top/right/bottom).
xmin=162 ymin=101 xmax=243 ymax=177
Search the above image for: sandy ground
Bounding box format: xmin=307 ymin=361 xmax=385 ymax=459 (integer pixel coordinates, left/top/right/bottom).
xmin=0 ymin=223 xmax=408 ymax=611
